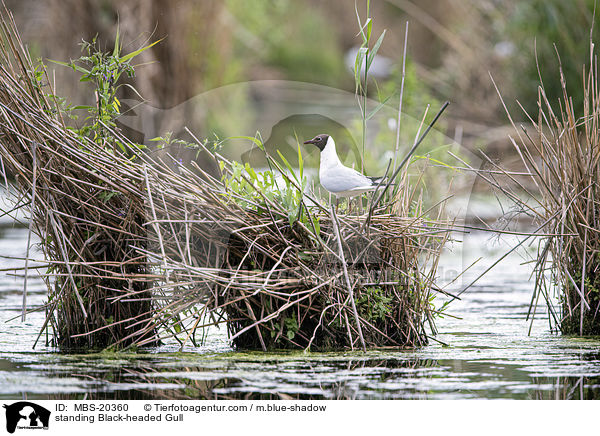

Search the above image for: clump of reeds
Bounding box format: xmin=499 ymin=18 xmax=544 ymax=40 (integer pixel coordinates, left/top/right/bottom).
xmin=487 ymin=38 xmax=600 ymax=335
xmin=0 ymin=6 xmax=454 ymax=350
xmin=0 ymin=8 xmax=157 ymax=348
xmin=138 ymin=135 xmax=452 ymax=350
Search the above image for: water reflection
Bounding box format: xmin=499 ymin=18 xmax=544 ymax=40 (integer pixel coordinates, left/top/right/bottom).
xmin=5 ymin=355 xmax=442 ymax=400
xmin=3 ymin=350 xmax=600 ymax=400
xmin=528 ymin=376 xmax=600 ymax=400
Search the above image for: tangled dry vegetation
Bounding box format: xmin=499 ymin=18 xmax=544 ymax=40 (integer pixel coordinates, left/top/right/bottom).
xmin=476 ymin=46 xmax=600 ymax=336
xmin=0 ymin=9 xmax=453 ymax=351
xmin=0 ymin=12 xmax=156 ymax=348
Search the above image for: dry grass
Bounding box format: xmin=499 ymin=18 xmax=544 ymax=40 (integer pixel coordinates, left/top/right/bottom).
xmin=0 ymin=6 xmax=454 ymax=351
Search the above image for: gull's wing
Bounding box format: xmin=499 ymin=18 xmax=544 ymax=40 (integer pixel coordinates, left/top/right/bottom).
xmin=320 ymin=165 xmax=374 ymax=193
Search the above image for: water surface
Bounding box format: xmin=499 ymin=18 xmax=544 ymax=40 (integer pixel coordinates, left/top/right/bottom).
xmin=1 ymin=225 xmax=599 ymax=400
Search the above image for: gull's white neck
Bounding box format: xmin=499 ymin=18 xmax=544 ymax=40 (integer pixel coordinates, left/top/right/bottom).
xmin=320 ymin=136 xmax=342 ymax=169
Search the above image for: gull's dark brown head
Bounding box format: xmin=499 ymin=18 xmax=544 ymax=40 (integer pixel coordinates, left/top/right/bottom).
xmin=303 ymin=134 xmax=329 ymax=152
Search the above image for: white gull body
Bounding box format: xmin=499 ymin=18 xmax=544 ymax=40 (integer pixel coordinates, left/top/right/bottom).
xmin=305 ymin=135 xmax=384 ymax=198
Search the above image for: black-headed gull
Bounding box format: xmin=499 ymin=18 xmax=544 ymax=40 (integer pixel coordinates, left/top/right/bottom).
xmin=303 ymin=134 xmax=385 ymax=197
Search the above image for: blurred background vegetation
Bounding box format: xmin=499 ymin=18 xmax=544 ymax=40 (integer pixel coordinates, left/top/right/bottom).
xmin=6 ymin=0 xmax=598 ymax=164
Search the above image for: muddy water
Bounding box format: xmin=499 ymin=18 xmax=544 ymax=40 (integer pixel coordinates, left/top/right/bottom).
xmin=1 ymin=224 xmax=599 ymax=400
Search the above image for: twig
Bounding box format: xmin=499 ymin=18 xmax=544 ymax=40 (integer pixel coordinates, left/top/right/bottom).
xmin=330 ymin=204 xmax=366 ymax=352
xmin=392 ymin=21 xmax=409 ymax=172
xmin=21 ymin=141 xmax=36 ymax=321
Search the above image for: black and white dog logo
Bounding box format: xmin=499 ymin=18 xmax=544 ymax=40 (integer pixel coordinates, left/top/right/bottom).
xmin=3 ymin=402 xmax=50 ymax=433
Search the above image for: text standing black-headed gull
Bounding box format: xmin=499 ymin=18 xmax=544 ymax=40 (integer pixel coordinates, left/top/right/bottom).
xmin=303 ymin=134 xmax=386 ymax=197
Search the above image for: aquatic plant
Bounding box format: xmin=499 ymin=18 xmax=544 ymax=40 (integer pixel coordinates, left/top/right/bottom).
xmin=505 ymin=0 xmax=599 ymax=116
xmin=353 ymin=0 xmax=386 ymax=173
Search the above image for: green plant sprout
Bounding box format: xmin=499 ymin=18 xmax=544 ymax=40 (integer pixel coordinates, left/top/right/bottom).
xmin=354 ymin=0 xmax=386 ymax=173
xmin=51 ymin=29 xmax=161 ymax=152
xmin=220 ymin=137 xmax=319 ymax=232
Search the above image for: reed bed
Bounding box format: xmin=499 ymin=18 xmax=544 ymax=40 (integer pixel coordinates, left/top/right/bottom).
xmin=483 ymin=42 xmax=600 ymax=335
xmin=0 ymin=11 xmax=158 ymax=348
xmin=0 ymin=7 xmax=452 ymax=350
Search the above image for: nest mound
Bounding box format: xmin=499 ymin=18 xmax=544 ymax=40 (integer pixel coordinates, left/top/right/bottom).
xmin=221 ymin=213 xmax=434 ymax=349
xmin=143 ymin=148 xmax=449 ymax=350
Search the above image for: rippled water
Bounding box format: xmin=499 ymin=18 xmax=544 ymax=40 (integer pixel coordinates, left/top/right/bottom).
xmin=1 ymin=224 xmax=599 ymax=400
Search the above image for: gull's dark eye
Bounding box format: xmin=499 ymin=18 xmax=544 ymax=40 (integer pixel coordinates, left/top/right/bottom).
xmin=315 ymin=137 xmax=321 ymax=141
